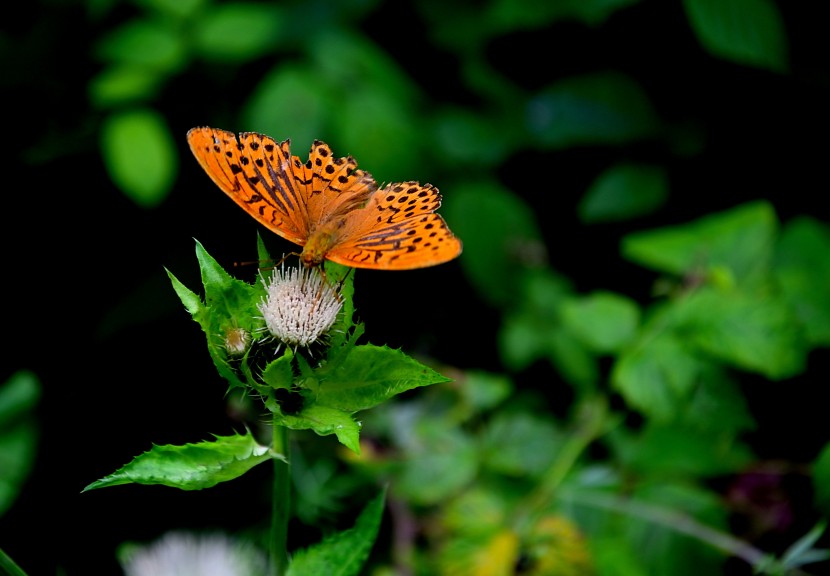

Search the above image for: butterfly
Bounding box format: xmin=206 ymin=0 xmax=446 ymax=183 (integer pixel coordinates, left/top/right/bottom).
xmin=186 ymin=127 xmax=462 ymax=270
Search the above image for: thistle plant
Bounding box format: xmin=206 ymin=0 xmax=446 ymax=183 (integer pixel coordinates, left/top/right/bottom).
xmin=82 ymin=236 xmax=453 ymax=575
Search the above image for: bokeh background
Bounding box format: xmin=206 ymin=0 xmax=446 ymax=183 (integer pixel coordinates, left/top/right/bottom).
xmin=2 ymin=0 xmax=829 ymax=574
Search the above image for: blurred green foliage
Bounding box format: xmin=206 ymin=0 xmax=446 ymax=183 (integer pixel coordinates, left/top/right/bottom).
xmin=4 ymin=0 xmax=830 ymax=574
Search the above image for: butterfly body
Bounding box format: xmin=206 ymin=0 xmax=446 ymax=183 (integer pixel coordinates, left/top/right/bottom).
xmin=187 ymin=127 xmax=462 ymax=270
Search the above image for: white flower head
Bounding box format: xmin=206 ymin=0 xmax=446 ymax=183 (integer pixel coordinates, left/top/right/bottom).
xmin=120 ymin=531 xmax=267 ymax=576
xmin=258 ymin=265 xmax=343 ymax=348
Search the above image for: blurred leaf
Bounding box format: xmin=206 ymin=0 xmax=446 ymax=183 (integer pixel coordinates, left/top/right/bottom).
xmin=438 ymin=530 xmax=519 ymax=576
xmin=133 ymin=0 xmax=205 ymax=19
xmin=814 ymin=444 xmax=830 ymax=516
xmin=678 ymin=367 xmax=755 ymax=436
xmin=192 ymin=3 xmax=285 ymax=62
xmin=287 ymin=489 xmax=386 ymax=576
xmin=560 ymin=291 xmax=640 ymax=354
xmin=578 ymin=163 xmax=668 ymax=223
xmin=612 ymin=329 xmax=701 ymax=421
xmin=332 ymin=89 xmax=421 ymax=181
xmin=83 ymin=432 xmax=276 ymax=491
xmin=459 ymin=371 xmax=513 ymax=413
xmin=241 ymin=65 xmax=330 ymax=150
xmin=774 ymin=217 xmax=830 ymax=347
xmin=499 ymin=270 xmax=599 ymax=387
xmin=396 ymin=418 xmax=478 ymax=505
xmin=444 ymin=182 xmax=546 ymax=307
xmin=94 ymin=18 xmax=187 ymax=72
xmin=88 ymin=65 xmax=165 ymax=108
xmin=100 ymin=108 xmax=178 ymax=207
xmin=683 ymin=0 xmax=788 ymax=72
xmin=0 ymin=370 xmax=40 ymax=517
xmin=610 ymin=422 xmax=752 ymax=477
xmin=487 ymin=0 xmax=640 ymax=30
xmin=673 ymin=286 xmax=806 ymax=380
xmin=621 ymin=201 xmax=777 ymax=282
xmin=443 ymin=488 xmax=509 ymax=535
xmin=481 ymin=411 xmax=563 ymax=478
xmin=432 ymin=106 xmax=514 ymax=167
xmin=527 ymin=71 xmax=660 ymax=148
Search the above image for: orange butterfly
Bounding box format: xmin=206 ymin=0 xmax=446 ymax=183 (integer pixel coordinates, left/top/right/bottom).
xmin=187 ymin=127 xmax=462 ymax=270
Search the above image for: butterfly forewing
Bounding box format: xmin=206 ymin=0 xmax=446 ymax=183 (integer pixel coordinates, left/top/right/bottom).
xmin=187 ymin=127 xmax=308 ymax=245
xmin=296 ymin=140 xmax=377 ymax=228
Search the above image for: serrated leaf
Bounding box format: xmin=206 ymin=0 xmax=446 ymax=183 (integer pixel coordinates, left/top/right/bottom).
xmin=275 ymin=405 xmax=361 ymax=453
xmin=683 ymin=0 xmax=788 ymax=72
xmin=100 ymin=108 xmax=178 ymax=207
xmin=83 ymin=432 xmax=276 ymax=492
xmin=287 ymin=488 xmax=386 ymax=576
xmin=315 ymin=345 xmax=451 ymax=412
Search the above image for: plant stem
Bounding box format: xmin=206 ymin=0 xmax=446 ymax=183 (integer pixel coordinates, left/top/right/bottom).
xmin=271 ymin=419 xmax=290 ymax=575
xmin=0 ymin=548 xmax=29 ymax=576
xmin=514 ymin=395 xmax=608 ymax=532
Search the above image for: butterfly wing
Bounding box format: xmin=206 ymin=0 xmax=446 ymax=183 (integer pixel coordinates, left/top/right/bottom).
xmin=187 ymin=127 xmax=309 ymax=246
xmin=325 ymin=181 xmax=463 ymax=270
xmin=294 ymin=140 xmax=377 ymax=228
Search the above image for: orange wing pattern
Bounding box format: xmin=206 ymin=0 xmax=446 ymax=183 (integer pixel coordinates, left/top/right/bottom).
xmin=187 ymin=127 xmax=462 ymax=270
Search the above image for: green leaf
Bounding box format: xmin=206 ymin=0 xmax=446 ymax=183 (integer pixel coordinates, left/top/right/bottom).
xmin=432 ymin=106 xmax=514 ymax=166
xmin=287 ymin=489 xmax=386 ymax=576
xmin=100 ymin=108 xmax=178 ymax=208
xmin=275 ymin=405 xmax=361 ymax=454
xmin=396 ymin=418 xmax=478 ymax=505
xmin=621 ymin=200 xmax=777 ymax=282
xmin=486 ymin=0 xmax=641 ymax=29
xmin=0 ymin=371 xmax=41 ymax=517
xmin=774 ymin=217 xmax=830 ymax=347
xmin=88 ymin=65 xmax=165 ymax=108
xmin=481 ymin=412 xmax=563 ymax=477
xmin=560 ymin=291 xmax=640 ymax=353
xmin=241 ymin=64 xmax=330 ymax=151
xmin=612 ymin=330 xmax=702 ymax=421
xmin=673 ymin=286 xmax=806 ymax=380
xmin=527 ymin=71 xmax=660 ymax=148
xmin=94 ymin=18 xmax=186 ymax=72
xmin=134 ymin=0 xmax=205 ymax=19
xmin=83 ymin=432 xmax=276 ymax=492
xmin=610 ymin=421 xmax=752 ymax=477
xmin=683 ymin=0 xmax=788 ymax=72
xmin=812 ymin=442 xmax=830 ymax=516
xmin=192 ymin=2 xmax=285 ymax=62
xmin=444 ymin=182 xmax=546 ymax=307
xmin=578 ymin=163 xmax=668 ymax=223
xmin=315 ymin=345 xmax=451 ymax=412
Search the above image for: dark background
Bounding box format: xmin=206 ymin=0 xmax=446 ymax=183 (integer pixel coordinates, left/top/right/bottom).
xmin=2 ymin=0 xmax=829 ymax=574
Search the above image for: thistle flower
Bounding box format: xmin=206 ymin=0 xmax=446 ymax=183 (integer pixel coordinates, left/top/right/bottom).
xmin=223 ymin=326 xmax=251 ymax=356
xmin=120 ymin=531 xmax=267 ymax=576
xmin=258 ymin=265 xmax=343 ymax=349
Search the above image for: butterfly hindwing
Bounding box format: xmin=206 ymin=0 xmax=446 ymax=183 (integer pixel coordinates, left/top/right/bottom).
xmin=326 ymin=182 xmax=463 ymax=270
